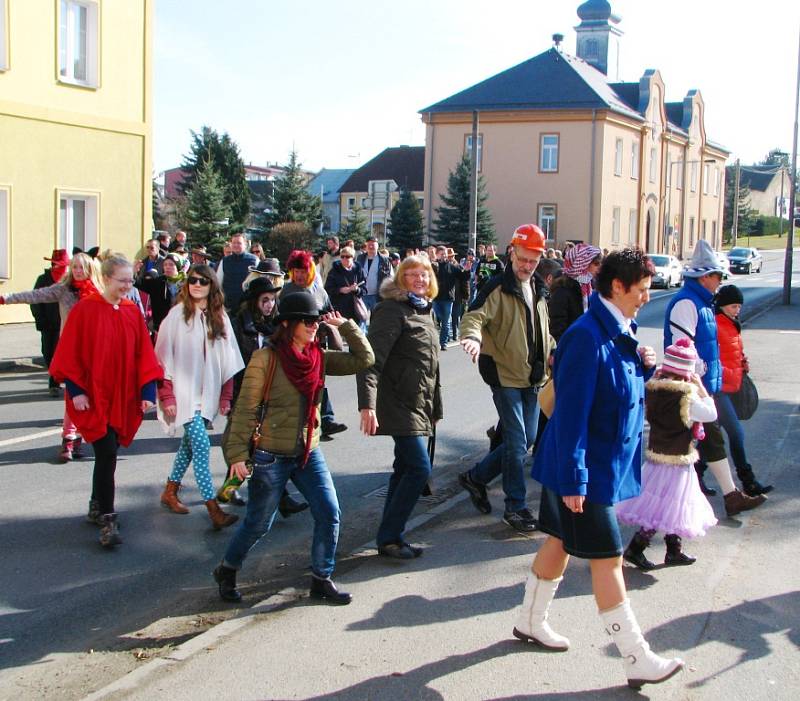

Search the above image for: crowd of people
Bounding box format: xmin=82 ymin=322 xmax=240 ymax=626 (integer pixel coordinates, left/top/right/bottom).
xmin=0 ymin=225 xmax=773 ymax=690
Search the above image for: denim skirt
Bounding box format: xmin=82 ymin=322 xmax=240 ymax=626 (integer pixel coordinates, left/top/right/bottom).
xmin=537 ymin=487 xmax=623 ymax=559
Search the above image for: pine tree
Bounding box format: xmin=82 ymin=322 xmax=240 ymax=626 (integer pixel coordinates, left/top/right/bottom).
xmin=433 ymin=155 xmax=495 ymax=253
xmin=388 ymin=188 xmax=424 ymax=251
xmin=180 ymin=126 xmax=251 ymax=232
xmin=183 ymin=161 xmax=232 ymax=246
xmin=342 ymin=205 xmax=370 ymax=247
xmin=262 ymin=150 xmax=322 ymax=231
xmin=724 ymin=165 xmax=755 ymax=238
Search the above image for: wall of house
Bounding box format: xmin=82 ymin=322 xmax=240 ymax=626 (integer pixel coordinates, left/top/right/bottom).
xmin=0 ymin=0 xmax=152 ymax=324
xmin=748 ymin=175 xmax=788 ymax=218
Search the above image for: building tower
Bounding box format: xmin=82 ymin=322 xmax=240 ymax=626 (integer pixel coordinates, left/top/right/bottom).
xmin=574 ymin=0 xmax=622 ymax=78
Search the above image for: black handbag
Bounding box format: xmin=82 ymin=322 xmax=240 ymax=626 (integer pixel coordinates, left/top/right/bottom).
xmin=729 ymin=373 xmax=758 ymax=421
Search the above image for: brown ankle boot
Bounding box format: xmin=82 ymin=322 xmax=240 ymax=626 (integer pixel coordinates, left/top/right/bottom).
xmin=724 ymin=489 xmax=766 ymax=517
xmin=205 ymin=499 xmax=239 ymax=530
xmin=160 ymin=480 xmax=189 ymax=514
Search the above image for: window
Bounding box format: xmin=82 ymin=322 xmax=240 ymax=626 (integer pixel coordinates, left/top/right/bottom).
xmin=666 ymin=153 xmax=672 ymax=186
xmin=614 ymin=138 xmax=623 ymax=176
xmin=0 ymin=0 xmax=8 ymax=71
xmin=538 ymin=204 xmax=557 ymax=240
xmin=649 ymin=147 xmax=657 ymax=183
xmin=703 ymin=164 xmax=710 ymax=194
xmin=714 ymin=168 xmax=721 ymax=197
xmin=58 ymin=191 xmax=98 ymax=253
xmin=417 ymin=198 xmax=424 ymax=211
xmin=0 ymin=186 xmax=9 ymax=279
xmin=58 ymin=0 xmax=99 ymax=87
xmin=701 ymin=219 xmax=707 ymax=240
xmin=631 ymin=141 xmax=639 ymax=179
xmin=628 ymin=209 xmax=638 ymax=246
xmin=690 ymin=162 xmax=698 ymax=192
xmin=464 ymin=134 xmax=483 ymax=172
xmin=346 ymin=197 xmax=355 ymax=209
xmin=360 ymin=197 xmax=368 ymax=208
xmin=539 ymin=134 xmax=559 ymax=173
xmin=612 ymin=206 xmax=621 ymax=244
xmin=712 ymin=220 xmax=718 ymax=247
xmin=676 ymin=163 xmax=683 ymax=190
xmin=689 ymin=217 xmax=695 ymax=247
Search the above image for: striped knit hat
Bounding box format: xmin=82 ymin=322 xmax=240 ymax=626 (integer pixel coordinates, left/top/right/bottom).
xmin=682 ymin=240 xmax=723 ymax=278
xmin=661 ymin=338 xmax=698 ymax=380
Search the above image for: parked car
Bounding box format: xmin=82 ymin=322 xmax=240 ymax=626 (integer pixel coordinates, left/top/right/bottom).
xmin=714 ymin=251 xmax=731 ymax=279
xmin=727 ymin=247 xmax=763 ymax=274
xmin=648 ymin=254 xmax=683 ymax=288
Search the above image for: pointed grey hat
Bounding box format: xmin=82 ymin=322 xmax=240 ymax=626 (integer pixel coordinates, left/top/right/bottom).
xmin=682 ymin=240 xmax=723 ymax=278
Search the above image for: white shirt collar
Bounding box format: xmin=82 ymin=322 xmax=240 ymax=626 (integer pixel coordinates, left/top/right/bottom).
xmin=598 ymin=294 xmax=633 ymax=334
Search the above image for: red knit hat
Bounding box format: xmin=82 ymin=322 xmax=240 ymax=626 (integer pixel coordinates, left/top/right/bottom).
xmin=661 ymin=338 xmax=698 ymax=380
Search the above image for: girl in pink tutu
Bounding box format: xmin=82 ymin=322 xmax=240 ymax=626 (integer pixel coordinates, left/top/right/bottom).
xmin=617 ymin=338 xmax=718 ymax=570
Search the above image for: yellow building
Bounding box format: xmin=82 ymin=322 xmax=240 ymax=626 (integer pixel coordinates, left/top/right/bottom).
xmin=420 ymin=0 xmax=728 ymax=258
xmin=0 ymin=0 xmax=153 ymax=323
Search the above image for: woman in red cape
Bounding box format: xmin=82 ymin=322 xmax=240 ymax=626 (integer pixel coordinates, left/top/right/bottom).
xmin=50 ymin=254 xmax=162 ymax=548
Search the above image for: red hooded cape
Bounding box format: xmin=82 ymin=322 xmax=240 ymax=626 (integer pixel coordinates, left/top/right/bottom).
xmin=49 ymin=293 xmax=163 ymax=446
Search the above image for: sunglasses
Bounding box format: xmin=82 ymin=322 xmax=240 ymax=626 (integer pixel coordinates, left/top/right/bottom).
xmin=340 ymin=255 xmax=353 ymax=259
xmin=302 ymin=318 xmax=321 ymax=327
xmin=187 ymin=276 xmax=211 ymax=286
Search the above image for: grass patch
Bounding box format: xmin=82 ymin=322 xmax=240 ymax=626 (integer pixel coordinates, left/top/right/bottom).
xmin=723 ymin=229 xmax=798 ymax=250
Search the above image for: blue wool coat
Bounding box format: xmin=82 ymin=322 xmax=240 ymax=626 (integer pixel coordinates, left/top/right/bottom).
xmin=663 ymin=277 xmax=721 ymax=394
xmin=532 ymin=292 xmax=653 ymax=505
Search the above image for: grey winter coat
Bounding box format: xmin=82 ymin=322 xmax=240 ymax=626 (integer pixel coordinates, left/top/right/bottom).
xmin=356 ymin=278 xmax=442 ymax=436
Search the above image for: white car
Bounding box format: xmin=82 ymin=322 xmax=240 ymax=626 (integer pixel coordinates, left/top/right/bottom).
xmin=648 ymin=254 xmax=683 ymax=288
xmin=714 ymin=251 xmax=731 ymax=279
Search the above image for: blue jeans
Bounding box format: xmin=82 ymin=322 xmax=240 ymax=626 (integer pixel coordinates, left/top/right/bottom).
xmin=321 ymin=387 xmax=334 ymax=423
xmin=363 ymin=294 xmax=379 ymax=312
xmin=715 ymin=392 xmax=748 ymax=470
xmin=432 ymin=300 xmax=453 ymax=347
xmin=470 ymin=386 xmax=540 ymax=512
xmin=223 ymin=448 xmax=341 ymax=579
xmin=376 ymin=435 xmax=432 ymax=546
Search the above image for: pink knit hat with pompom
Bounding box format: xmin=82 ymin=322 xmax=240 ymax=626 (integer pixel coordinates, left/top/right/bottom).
xmin=661 ymin=338 xmax=698 ymax=380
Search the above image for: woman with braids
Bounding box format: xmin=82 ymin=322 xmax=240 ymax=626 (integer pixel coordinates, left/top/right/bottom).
xmin=48 ymin=254 xmax=162 ymax=548
xmin=212 ymin=292 xmax=374 ymax=605
xmin=1 ymin=252 xmax=104 ymax=462
xmin=155 ymin=264 xmax=244 ymax=530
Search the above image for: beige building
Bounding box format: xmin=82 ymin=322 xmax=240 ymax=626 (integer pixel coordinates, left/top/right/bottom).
xmin=1 ymin=0 xmax=153 ymax=323
xmin=419 ymin=0 xmax=728 ymax=258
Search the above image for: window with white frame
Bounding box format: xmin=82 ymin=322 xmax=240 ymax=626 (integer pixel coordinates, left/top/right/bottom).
xmin=346 ymin=196 xmax=355 ymax=209
xmin=540 ymin=134 xmax=559 ymax=173
xmin=712 ymin=220 xmax=718 ymax=247
xmin=701 ymin=219 xmax=707 ymax=240
xmin=628 ymin=209 xmax=638 ymax=246
xmin=612 ymin=206 xmax=621 ymax=243
xmin=631 ymin=141 xmax=639 ymax=179
xmin=614 ymin=138 xmax=623 ymax=176
xmin=666 ymin=153 xmax=672 ymax=186
xmin=649 ymin=147 xmax=657 ymax=183
xmin=58 ymin=0 xmax=99 ymax=87
xmin=417 ymin=198 xmax=424 ymax=211
xmin=0 ymin=186 xmax=9 ymax=279
xmin=690 ymin=162 xmax=698 ymax=192
xmin=703 ymin=164 xmax=710 ymax=194
xmin=676 ymin=163 xmax=683 ymax=190
xmin=464 ymin=134 xmax=483 ymax=172
xmin=538 ymin=204 xmax=557 ymax=240
xmin=714 ymin=168 xmax=721 ymax=197
xmin=689 ymin=217 xmax=695 ymax=247
xmin=360 ymin=196 xmax=368 ymax=208
xmin=58 ymin=192 xmax=98 ymax=253
xmin=0 ymin=0 xmax=8 ymax=72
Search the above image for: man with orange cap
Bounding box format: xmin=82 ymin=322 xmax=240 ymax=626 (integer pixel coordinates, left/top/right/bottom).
xmin=458 ymin=224 xmax=555 ymax=533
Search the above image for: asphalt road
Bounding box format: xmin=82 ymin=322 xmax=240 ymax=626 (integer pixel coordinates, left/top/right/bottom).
xmin=0 ymin=248 xmax=797 ymax=699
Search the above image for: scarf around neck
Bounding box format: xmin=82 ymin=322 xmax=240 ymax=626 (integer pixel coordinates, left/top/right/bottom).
xmin=275 ymin=337 xmax=325 ymax=466
xmin=71 ymin=277 xmax=100 ymax=300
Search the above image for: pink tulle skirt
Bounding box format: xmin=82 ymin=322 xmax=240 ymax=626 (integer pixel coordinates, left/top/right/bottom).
xmin=616 ymin=460 xmax=717 ymax=539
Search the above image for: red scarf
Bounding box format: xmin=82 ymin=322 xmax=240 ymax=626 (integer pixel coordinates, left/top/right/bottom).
xmin=72 ymin=277 xmax=100 ymax=300
xmin=275 ymin=338 xmax=325 ymax=466
xmin=51 ymin=265 xmax=68 ymax=283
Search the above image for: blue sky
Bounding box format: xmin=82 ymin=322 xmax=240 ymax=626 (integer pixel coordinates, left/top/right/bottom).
xmin=154 ymin=0 xmax=800 ymax=174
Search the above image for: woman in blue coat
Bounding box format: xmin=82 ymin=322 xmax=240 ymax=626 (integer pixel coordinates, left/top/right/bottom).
xmin=512 ymin=250 xmax=684 ymax=690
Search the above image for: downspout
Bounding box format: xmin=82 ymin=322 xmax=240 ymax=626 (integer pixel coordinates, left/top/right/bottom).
xmin=589 ymin=109 xmax=597 ymax=243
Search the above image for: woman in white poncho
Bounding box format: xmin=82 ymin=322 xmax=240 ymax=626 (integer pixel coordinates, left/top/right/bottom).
xmin=155 ymin=264 xmax=244 ymax=530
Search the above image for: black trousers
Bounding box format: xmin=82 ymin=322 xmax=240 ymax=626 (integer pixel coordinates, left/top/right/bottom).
xmin=40 ymin=327 xmax=60 ymax=388
xmin=92 ymin=428 xmax=119 ymax=515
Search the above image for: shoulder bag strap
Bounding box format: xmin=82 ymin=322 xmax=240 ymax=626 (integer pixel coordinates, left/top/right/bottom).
xmin=251 ymin=350 xmax=278 ymax=448
xmin=669 ymin=320 xmax=695 ymax=341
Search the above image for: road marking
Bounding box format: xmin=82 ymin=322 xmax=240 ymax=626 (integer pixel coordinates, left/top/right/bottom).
xmin=0 ymin=427 xmax=62 ymax=448
xmin=778 ymin=331 xmax=800 ymax=335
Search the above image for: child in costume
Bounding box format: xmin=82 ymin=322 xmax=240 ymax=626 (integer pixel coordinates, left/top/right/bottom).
xmin=617 ymin=338 xmax=718 ymax=570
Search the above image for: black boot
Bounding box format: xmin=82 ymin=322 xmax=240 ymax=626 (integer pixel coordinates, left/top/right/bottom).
xmin=309 ymin=576 xmax=352 ymax=605
xmin=99 ymin=513 xmax=122 ymax=548
xmin=736 ymin=464 xmax=773 ymax=496
xmin=695 ymin=462 xmax=717 ymax=496
xmin=664 ymin=534 xmax=696 ymax=566
xmin=278 ymin=490 xmax=309 ymax=518
xmin=213 ymin=564 xmax=242 ymax=602
xmin=623 ymin=532 xmax=656 ymax=571
xmin=86 ymin=499 xmax=103 ymax=525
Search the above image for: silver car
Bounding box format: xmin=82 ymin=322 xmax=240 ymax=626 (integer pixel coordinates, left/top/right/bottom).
xmin=648 ymin=254 xmax=683 ymax=288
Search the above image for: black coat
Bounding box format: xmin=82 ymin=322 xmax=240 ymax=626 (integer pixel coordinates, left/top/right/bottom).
xmin=547 ymin=275 xmax=584 ymax=342
xmin=31 ymin=269 xmax=61 ymax=331
xmin=135 ymin=273 xmax=181 ymax=331
xmin=324 ymin=260 xmax=366 ymax=321
xmin=230 ymin=307 xmax=276 ymax=404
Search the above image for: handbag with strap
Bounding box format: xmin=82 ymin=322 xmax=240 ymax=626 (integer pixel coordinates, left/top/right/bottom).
xmin=353 ymin=295 xmax=369 ymax=324
xmin=729 ymin=372 xmax=759 ymax=421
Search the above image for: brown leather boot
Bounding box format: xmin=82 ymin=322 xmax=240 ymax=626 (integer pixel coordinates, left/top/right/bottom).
xmin=205 ymin=499 xmax=239 ymax=530
xmin=160 ymin=480 xmax=189 ymax=514
xmin=724 ymin=489 xmax=766 ymax=517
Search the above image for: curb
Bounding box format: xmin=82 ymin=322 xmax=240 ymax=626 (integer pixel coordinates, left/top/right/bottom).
xmin=81 ymin=491 xmax=471 ymax=701
xmin=0 ymin=356 xmax=45 ymax=371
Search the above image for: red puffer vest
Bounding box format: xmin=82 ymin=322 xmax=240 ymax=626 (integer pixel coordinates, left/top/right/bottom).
xmin=716 ymin=312 xmax=744 ymax=393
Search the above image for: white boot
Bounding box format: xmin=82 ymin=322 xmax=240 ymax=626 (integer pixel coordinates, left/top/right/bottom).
xmin=601 ymin=599 xmax=683 ymax=689
xmin=512 ymin=572 xmax=570 ymax=651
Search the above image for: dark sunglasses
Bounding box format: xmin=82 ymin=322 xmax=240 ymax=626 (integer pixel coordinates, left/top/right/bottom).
xmin=187 ymin=276 xmax=211 ymax=286
xmin=302 ymin=318 xmax=321 ymax=327
xmin=340 ymin=254 xmax=353 ymax=259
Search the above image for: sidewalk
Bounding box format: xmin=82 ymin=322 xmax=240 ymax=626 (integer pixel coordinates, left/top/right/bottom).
xmin=0 ymin=322 xmax=44 ymax=370
xmin=84 ymin=302 xmax=800 ymax=700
